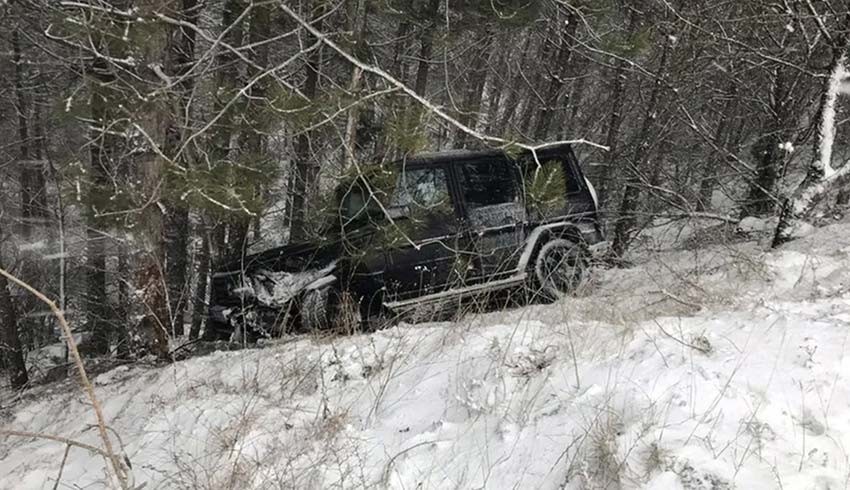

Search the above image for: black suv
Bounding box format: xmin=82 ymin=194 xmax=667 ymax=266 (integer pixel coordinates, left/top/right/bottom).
xmin=206 ymin=143 xmax=608 ymax=339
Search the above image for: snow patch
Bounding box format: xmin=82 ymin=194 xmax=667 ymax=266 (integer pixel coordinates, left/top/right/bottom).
xmin=8 ymin=221 xmax=850 ymax=488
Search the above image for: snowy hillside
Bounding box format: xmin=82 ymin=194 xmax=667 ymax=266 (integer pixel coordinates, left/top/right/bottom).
xmin=4 ymin=219 xmax=850 ymax=489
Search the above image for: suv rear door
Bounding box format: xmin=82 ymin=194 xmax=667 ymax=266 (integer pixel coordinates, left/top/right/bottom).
xmin=453 ymin=156 xmax=527 ymax=280
xmin=520 ymin=146 xmax=594 ymax=221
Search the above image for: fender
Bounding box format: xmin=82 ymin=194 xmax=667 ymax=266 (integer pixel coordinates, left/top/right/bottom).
xmin=517 ymin=221 xmax=597 ymax=270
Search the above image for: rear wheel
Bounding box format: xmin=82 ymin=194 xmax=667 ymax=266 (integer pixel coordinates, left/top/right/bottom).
xmin=532 ymin=238 xmax=586 ymax=302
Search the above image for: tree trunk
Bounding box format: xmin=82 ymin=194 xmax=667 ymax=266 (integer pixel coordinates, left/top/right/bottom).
xmin=414 ymin=0 xmax=440 ymax=97
xmin=496 ymin=34 xmax=533 ymax=135
xmin=288 ymin=4 xmax=323 ymax=243
xmin=562 ymin=56 xmax=589 ymax=139
xmin=12 ymin=29 xmax=36 ymax=238
xmin=206 ymin=0 xmax=246 ymax=262
xmin=85 ymin=55 xmax=115 ymax=356
xmin=773 ymin=47 xmax=850 ymax=247
xmin=115 ymin=243 xmax=131 ymax=358
xmin=697 ymin=89 xmax=737 ymax=211
xmin=164 ymin=0 xmax=202 ymax=338
xmin=611 ymin=37 xmax=670 ymax=257
xmin=740 ymin=67 xmax=795 ymax=217
xmin=189 ymin=230 xmax=209 ymax=340
xmin=598 ymin=8 xmax=639 ymax=205
xmin=343 ymin=0 xmax=369 ymax=170
xmin=534 ymin=11 xmax=577 ymax=141
xmin=134 ymin=4 xmax=176 ymax=358
xmin=455 ymin=31 xmax=493 ymax=147
xmin=0 ymin=226 xmax=28 ymax=390
xmin=372 ymin=20 xmax=411 ymax=161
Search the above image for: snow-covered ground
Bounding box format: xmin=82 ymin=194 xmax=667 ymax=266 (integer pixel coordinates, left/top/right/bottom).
xmin=4 ymin=218 xmax=850 ymax=489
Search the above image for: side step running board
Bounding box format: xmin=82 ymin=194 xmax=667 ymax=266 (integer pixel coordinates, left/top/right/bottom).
xmin=384 ymin=273 xmax=528 ymax=312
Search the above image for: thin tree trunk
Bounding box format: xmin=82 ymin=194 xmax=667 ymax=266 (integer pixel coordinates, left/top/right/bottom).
xmin=164 ymin=0 xmax=202 ymax=338
xmin=497 ymin=35 xmax=533 ymax=134
xmin=697 ymin=90 xmax=737 ymax=211
xmin=189 ymin=230 xmax=209 ymax=340
xmin=12 ymin=29 xmax=34 ymax=238
xmin=455 ymin=31 xmax=493 ymax=147
xmin=773 ymin=38 xmax=850 ymax=246
xmin=534 ymin=12 xmax=577 ymax=141
xmin=0 ymin=222 xmax=28 ymax=389
xmin=563 ymin=64 xmax=588 ymax=139
xmin=343 ymin=0 xmax=369 ymax=170
xmin=598 ymin=8 xmax=638 ymax=205
xmin=288 ymin=4 xmax=323 ymax=243
xmin=372 ymin=20 xmax=411 ymax=161
xmin=115 ymin=243 xmax=131 ymax=358
xmin=207 ymin=0 xmax=246 ymax=261
xmin=134 ymin=4 xmax=175 ymax=358
xmin=86 ymin=55 xmax=114 ymax=355
xmin=611 ymin=37 xmax=670 ymax=257
xmin=741 ymin=67 xmax=794 ymax=217
xmin=413 ymin=0 xmax=440 ymax=97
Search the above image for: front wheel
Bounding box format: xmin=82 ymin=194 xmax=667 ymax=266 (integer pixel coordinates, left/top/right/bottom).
xmin=301 ymin=287 xmax=363 ymax=332
xmin=301 ymin=287 xmax=338 ymax=331
xmin=532 ymin=239 xmax=586 ymax=302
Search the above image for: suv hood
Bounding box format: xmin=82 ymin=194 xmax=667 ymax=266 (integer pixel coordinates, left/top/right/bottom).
xmin=211 ymin=230 xmax=375 ymax=309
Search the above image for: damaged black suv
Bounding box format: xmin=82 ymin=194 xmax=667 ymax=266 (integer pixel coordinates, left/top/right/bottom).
xmin=206 ymin=143 xmax=608 ymax=339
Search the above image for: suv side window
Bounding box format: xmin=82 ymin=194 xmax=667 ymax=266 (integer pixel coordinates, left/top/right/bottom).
xmin=523 ymin=156 xmax=581 ymax=216
xmin=389 ymin=166 xmax=453 ymax=217
xmin=524 ymin=156 xmax=580 ymax=195
xmin=457 ymin=159 xmax=518 ymax=208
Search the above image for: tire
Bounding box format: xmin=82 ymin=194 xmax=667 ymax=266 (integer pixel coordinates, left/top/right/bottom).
xmin=532 ymin=238 xmax=586 ymax=302
xmin=301 ymin=287 xmax=337 ymax=331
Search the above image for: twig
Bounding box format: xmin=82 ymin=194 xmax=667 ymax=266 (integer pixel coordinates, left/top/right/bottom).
xmin=652 ymin=319 xmax=711 ymax=354
xmin=381 ymin=440 xmax=438 ymax=486
xmin=0 ymin=268 xmax=129 ymax=489
xmin=53 ymin=444 xmax=72 ymax=490
xmin=1 ymin=429 xmax=108 ymax=458
xmin=278 ymin=3 xmax=607 ymax=154
xmin=657 ymin=288 xmax=703 ymax=310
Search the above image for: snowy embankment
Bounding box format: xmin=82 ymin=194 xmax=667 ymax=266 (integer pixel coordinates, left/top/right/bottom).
xmin=4 ymin=220 xmax=850 ymax=489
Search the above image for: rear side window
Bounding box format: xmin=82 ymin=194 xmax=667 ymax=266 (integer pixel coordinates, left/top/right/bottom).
xmin=523 ymin=156 xmax=581 ymax=196
xmin=457 ymin=159 xmax=518 ymax=208
xmin=522 ymin=156 xmax=582 ymax=215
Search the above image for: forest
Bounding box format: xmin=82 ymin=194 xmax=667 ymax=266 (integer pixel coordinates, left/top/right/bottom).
xmin=2 ymin=0 xmax=850 ymax=390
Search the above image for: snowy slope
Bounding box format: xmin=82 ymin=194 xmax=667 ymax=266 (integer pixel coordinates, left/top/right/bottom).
xmin=4 ymin=220 xmax=850 ymax=489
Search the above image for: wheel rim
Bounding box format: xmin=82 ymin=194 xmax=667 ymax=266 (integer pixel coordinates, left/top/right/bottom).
xmin=538 ymin=242 xmax=582 ymax=295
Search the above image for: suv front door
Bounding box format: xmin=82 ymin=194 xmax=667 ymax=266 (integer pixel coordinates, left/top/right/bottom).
xmin=382 ymin=164 xmax=462 ymax=300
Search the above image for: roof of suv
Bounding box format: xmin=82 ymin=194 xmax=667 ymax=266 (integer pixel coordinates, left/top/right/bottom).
xmin=396 ymin=142 xmax=573 ymax=166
